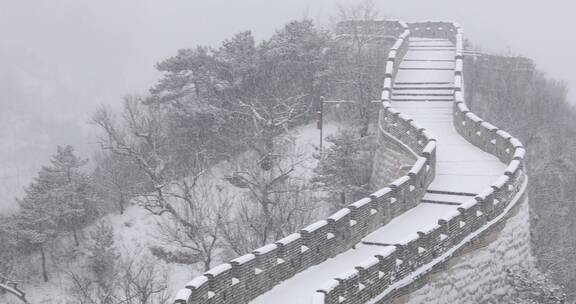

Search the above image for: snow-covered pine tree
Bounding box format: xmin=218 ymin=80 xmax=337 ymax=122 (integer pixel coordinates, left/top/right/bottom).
xmin=14 ymin=182 xmax=58 ymax=282
xmin=87 ymin=223 xmax=118 ymax=291
xmin=14 ymin=145 xmax=95 ymax=281
xmin=46 ymin=145 xmax=95 ymax=246
xmin=313 ymin=129 xmax=376 ymax=210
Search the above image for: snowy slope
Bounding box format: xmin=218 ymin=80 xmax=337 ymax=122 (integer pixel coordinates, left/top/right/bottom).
xmin=0 ymin=121 xmax=342 ymax=304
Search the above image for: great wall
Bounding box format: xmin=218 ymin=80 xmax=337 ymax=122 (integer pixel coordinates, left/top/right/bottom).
xmin=172 ymin=21 xmax=529 ymax=304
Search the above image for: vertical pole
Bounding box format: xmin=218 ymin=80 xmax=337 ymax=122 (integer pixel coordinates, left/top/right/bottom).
xmin=317 ymin=96 xmax=324 ymax=154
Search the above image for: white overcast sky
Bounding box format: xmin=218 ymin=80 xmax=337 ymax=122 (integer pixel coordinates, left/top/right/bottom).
xmin=0 ymin=0 xmax=573 ymax=210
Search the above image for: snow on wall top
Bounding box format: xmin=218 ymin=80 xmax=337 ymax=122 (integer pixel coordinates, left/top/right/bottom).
xmin=172 ymin=20 xmax=528 ymax=304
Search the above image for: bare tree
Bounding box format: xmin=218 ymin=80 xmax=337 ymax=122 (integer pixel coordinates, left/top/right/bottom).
xmin=234 ymin=95 xmax=311 ymax=162
xmin=69 ymin=254 xmax=169 ymax=304
xmin=327 ymin=0 xmax=387 ymax=136
xmin=150 ymin=178 xmax=231 ymax=271
xmin=91 ymin=96 xmax=168 ymax=210
xmin=117 ymin=256 xmax=170 ymax=304
xmin=223 ymin=178 xmax=320 ymax=255
xmin=92 ymin=96 xmax=230 ymax=272
xmin=92 ymin=152 xmax=145 ymax=215
xmin=223 ymin=133 xmax=321 ymax=255
xmin=0 ymin=275 xmax=28 ymax=304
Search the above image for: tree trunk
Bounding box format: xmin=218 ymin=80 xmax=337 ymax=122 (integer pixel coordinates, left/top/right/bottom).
xmin=203 ymin=258 xmax=211 ymax=272
xmin=73 ymin=228 xmax=79 ymax=247
xmin=261 ymin=189 xmax=273 ymax=246
xmin=119 ymin=192 xmax=125 ymax=215
xmin=360 ymin=100 xmax=370 ymax=137
xmin=40 ymin=246 xmax=48 ymax=282
xmin=340 ymin=192 xmax=346 ymax=206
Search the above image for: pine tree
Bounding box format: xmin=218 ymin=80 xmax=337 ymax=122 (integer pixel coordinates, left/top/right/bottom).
xmin=14 ymin=145 xmax=94 ymax=281
xmin=313 ymin=130 xmax=376 ymax=209
xmin=87 ymin=223 xmax=118 ymax=291
xmin=48 ymin=145 xmax=93 ymax=246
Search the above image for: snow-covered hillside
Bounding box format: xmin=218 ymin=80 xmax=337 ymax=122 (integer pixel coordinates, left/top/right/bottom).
xmin=0 ymin=121 xmax=343 ymax=304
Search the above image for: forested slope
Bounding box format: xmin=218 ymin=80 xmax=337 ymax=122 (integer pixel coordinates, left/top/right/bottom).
xmin=465 ymin=54 xmax=576 ymax=299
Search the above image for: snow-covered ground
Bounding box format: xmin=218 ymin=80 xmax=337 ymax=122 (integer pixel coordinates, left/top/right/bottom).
xmin=0 ymin=121 xmax=343 ymax=304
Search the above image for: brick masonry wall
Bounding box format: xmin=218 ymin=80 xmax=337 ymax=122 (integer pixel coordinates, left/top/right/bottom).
xmin=174 ymin=21 xmax=529 ymax=304
xmin=173 ymin=21 xmax=442 ymax=304
xmin=312 ymin=21 xmax=529 ymax=304
xmin=399 ymin=198 xmax=532 ymax=304
xmin=371 ymin=125 xmax=417 ymax=188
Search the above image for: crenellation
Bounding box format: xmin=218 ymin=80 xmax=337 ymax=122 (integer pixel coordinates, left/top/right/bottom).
xmin=175 ymin=20 xmax=528 ymax=304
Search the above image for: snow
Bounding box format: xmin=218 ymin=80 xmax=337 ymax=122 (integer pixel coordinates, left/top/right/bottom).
xmin=423 ymin=192 xmax=472 ymax=204
xmin=302 ymin=220 xmax=328 ymax=233
xmin=277 ymin=233 xmax=301 ymax=245
xmin=205 ymin=263 xmax=232 ymax=277
xmin=250 ymin=244 xmax=386 ymax=304
xmin=2 ymin=120 xmax=343 ymax=304
xmin=374 ymin=180 xmax=530 ymax=304
xmin=357 ymin=256 xmax=380 ymax=270
xmin=231 ymin=254 xmax=256 ymax=265
xmin=174 ymin=288 xmax=192 ymax=302
xmin=390 ymin=175 xmax=410 ymax=187
xmin=249 ymin=37 xmax=517 ymax=303
xmin=409 ymin=157 xmax=427 ymax=174
xmin=513 ymin=148 xmax=526 ymax=159
xmin=328 ymin=208 xmax=351 ymax=221
xmin=371 ymin=187 xmax=392 ymax=198
xmin=362 ymin=203 xmax=456 ymax=245
xmin=349 ymin=197 xmax=371 ymax=209
xmin=509 ymin=137 xmax=523 ymax=148
xmin=505 ymin=160 xmax=521 ymax=174
xmin=185 ymin=276 xmax=209 ymax=288
xmin=318 ymin=279 xmax=340 ymax=293
xmin=491 ymin=175 xmax=510 ymax=189
xmin=254 ymin=244 xmax=278 ymax=254
xmin=394 ymin=101 xmax=505 ymax=194
xmin=496 ymin=130 xmax=512 ymax=140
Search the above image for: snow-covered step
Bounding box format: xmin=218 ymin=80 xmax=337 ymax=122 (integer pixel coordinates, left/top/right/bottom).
xmin=393 ymin=92 xmax=453 ymax=97
xmin=398 ymin=67 xmax=454 ymax=71
xmin=407 ymin=47 xmax=457 ymax=52
xmin=392 ymin=89 xmax=454 ymax=95
xmin=392 ymin=97 xmax=454 ymax=102
xmin=395 ymin=69 xmax=454 ymax=83
xmin=408 ymin=43 xmax=454 ymax=48
xmin=393 ymin=38 xmax=506 ymax=195
xmin=422 ymin=191 xmax=475 ymax=206
xmin=388 ymin=103 xmax=453 ymax=113
xmin=403 ymin=51 xmax=455 ymax=61
xmin=408 ymin=46 xmax=456 ymax=49
xmin=410 ymin=37 xmax=452 ymax=42
xmin=399 ymin=60 xmax=455 ymax=69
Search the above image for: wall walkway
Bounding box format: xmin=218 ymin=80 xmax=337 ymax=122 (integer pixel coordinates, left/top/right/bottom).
xmin=172 ymin=21 xmax=528 ymax=304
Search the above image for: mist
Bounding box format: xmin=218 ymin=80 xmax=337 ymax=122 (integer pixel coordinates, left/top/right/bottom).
xmin=0 ymin=0 xmax=573 ymax=211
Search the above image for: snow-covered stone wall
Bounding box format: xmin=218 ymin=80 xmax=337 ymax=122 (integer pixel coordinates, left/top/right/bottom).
xmin=172 ymin=21 xmax=530 ymax=304
xmin=312 ymin=21 xmax=528 ymax=304
xmin=400 ymin=198 xmax=532 ymax=304
xmin=172 ymin=22 xmax=441 ymax=304
xmin=370 ymin=127 xmax=417 ymax=188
